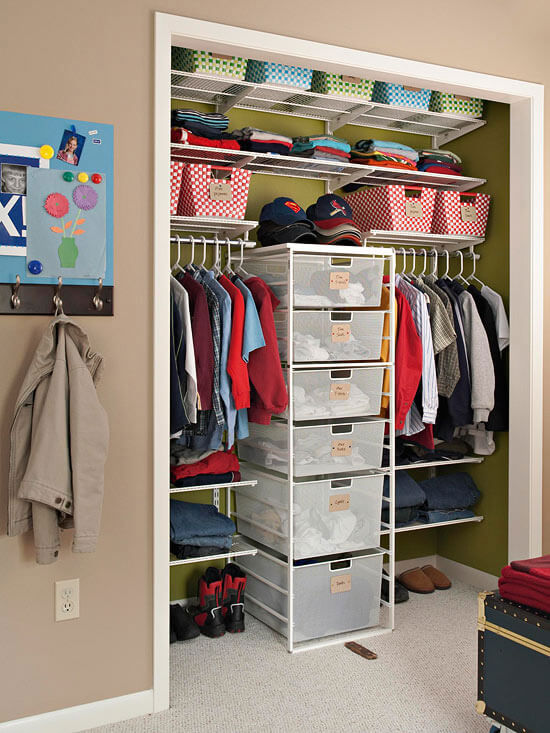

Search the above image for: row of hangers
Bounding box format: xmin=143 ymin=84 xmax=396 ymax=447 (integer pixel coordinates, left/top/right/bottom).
xmin=170 ymin=234 xmax=251 ymax=279
xmin=395 ymin=247 xmax=485 ymax=288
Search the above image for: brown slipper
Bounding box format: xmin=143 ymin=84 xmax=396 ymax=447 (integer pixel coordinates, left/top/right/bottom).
xmin=398 ymin=567 xmax=435 ymax=594
xmin=421 ymin=565 xmax=452 ymax=590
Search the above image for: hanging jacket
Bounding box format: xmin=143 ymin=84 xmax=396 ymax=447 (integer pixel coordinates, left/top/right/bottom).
xmin=7 ymin=316 xmax=109 ymax=564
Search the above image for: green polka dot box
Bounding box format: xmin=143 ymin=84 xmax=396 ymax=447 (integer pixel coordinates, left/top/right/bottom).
xmin=310 ymin=71 xmax=374 ymax=100
xmin=171 ymin=48 xmax=248 ymax=80
xmin=430 ymin=92 xmax=484 ymax=118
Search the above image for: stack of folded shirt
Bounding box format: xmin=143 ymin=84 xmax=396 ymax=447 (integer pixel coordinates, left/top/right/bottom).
xmin=171 ymin=108 xmax=235 ymax=140
xmin=170 ymin=126 xmax=240 ymax=150
xmin=417 ymin=472 xmax=481 ymax=523
xmin=231 ymin=127 xmax=293 ymax=155
xmin=170 ymin=499 xmax=236 ymax=559
xmin=417 ymin=149 xmax=463 ymax=176
xmin=291 ymin=136 xmax=351 ymax=162
xmin=498 ymin=555 xmax=550 ymax=614
xmin=170 ymin=449 xmax=241 ymax=488
xmin=351 ymin=139 xmax=419 ymax=170
xmin=306 ymin=193 xmax=362 ymax=246
xmin=386 ymin=437 xmax=472 ymax=467
xmin=257 ymin=197 xmax=318 ymax=247
xmin=382 ymin=472 xmax=427 ymax=527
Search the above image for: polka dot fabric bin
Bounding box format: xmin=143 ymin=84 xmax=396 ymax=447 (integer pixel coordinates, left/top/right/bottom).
xmin=245 ymin=60 xmax=313 ymax=90
xmin=310 ymin=71 xmax=374 ymax=100
xmin=372 ymin=82 xmax=432 ymax=110
xmin=431 ymin=191 xmax=491 ymax=237
xmin=345 ymin=185 xmax=437 ymax=234
xmin=177 ymin=164 xmax=252 ymax=218
xmin=172 ymin=48 xmax=248 ymax=80
xmin=430 ymin=92 xmax=484 ymax=118
xmin=170 ymin=160 xmax=186 ymax=216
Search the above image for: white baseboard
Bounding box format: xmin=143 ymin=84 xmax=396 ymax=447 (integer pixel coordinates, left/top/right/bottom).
xmin=0 ymin=690 xmax=154 ymax=733
xmin=435 ymin=556 xmax=499 ymax=590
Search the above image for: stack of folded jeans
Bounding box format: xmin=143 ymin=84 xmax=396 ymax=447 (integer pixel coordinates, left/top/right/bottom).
xmin=417 ymin=472 xmax=481 ymax=523
xmin=170 ymin=500 xmax=236 ymax=559
xmin=231 ymin=127 xmax=293 ymax=155
xmin=351 ymin=139 xmax=419 ymax=170
xmin=498 ymin=555 xmax=550 ymax=614
xmin=382 ymin=472 xmax=427 ymax=527
xmin=171 ymin=108 xmax=239 ymax=149
xmin=291 ymin=136 xmax=351 ymax=162
xmin=417 ymin=149 xmax=463 ymax=176
xmin=170 ymin=448 xmax=241 ymax=488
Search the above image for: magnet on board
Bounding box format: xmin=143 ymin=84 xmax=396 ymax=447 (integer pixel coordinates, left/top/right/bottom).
xmin=40 ymin=144 xmax=54 ymax=160
xmin=28 ymin=260 xmax=43 ymax=275
xmin=91 ymin=173 xmax=102 ymax=184
xmin=63 ymin=172 xmax=75 ymax=182
xmin=77 ymin=172 xmax=89 ymax=183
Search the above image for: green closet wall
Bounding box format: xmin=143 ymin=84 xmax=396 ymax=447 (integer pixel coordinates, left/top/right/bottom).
xmin=169 ymin=98 xmax=509 ymax=600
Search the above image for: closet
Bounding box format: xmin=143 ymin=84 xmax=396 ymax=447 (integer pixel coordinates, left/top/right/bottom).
xmin=162 ymin=32 xmax=510 ymax=657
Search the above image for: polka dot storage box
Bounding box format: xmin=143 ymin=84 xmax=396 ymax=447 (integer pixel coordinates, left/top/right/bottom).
xmin=176 ymin=164 xmax=252 ymax=218
xmin=372 ymin=82 xmax=432 ymax=110
xmin=345 ymin=185 xmax=437 ymax=234
xmin=171 ymin=47 xmax=248 ymax=80
xmin=310 ymin=71 xmax=374 ymax=100
xmin=170 ymin=160 xmax=186 ymax=216
xmin=430 ymin=92 xmax=484 ymax=118
xmin=431 ymin=191 xmax=491 ymax=237
xmin=245 ymin=60 xmax=313 ymax=90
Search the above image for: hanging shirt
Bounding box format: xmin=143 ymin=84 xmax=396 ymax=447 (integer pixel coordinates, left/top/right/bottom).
xmin=219 ymin=274 xmax=250 ymax=410
xmin=423 ymin=275 xmax=460 ymax=398
xmin=194 ymin=271 xmax=224 ymax=427
xmin=481 ymin=284 xmax=510 ymax=352
xmin=170 ymin=290 xmax=188 ymax=434
xmin=179 ymin=272 xmax=214 ymax=410
xmin=170 ymin=276 xmax=198 ymax=424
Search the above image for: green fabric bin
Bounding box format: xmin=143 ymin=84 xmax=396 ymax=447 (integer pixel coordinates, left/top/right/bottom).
xmin=311 ymin=71 xmax=374 ymax=99
xmin=430 ymin=92 xmax=484 ymax=118
xmin=171 ymin=48 xmax=248 ymax=80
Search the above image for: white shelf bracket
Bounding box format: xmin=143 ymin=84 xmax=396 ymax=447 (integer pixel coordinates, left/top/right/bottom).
xmin=216 ymin=84 xmax=256 ymax=115
xmin=327 ymin=103 xmax=374 ymax=134
xmin=434 ymin=119 xmax=487 ymax=148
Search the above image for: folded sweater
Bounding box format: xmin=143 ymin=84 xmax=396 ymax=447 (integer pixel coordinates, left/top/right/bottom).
xmin=418 ymin=472 xmax=481 ymax=510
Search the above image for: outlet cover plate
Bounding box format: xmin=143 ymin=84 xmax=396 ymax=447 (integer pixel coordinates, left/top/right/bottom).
xmin=55 ymin=578 xmax=80 ymax=621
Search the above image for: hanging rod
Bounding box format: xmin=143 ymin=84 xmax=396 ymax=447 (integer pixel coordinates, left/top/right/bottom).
xmin=169 ymin=236 xmax=256 ymax=247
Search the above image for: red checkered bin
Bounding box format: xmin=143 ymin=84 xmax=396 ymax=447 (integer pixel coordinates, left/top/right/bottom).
xmin=176 ymin=164 xmax=252 ymax=219
xmin=345 ymin=185 xmax=437 ymax=234
xmin=170 ymin=160 xmax=186 ymax=215
xmin=431 ymin=191 xmax=491 ymax=237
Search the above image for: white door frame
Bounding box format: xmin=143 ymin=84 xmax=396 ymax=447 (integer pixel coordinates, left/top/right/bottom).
xmin=154 ymin=12 xmax=544 ymax=714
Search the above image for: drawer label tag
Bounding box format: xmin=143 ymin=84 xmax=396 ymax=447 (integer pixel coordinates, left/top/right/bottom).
xmin=331 ymin=439 xmax=352 ymax=456
xmin=461 ymin=205 xmax=477 ymax=222
xmin=209 ymin=181 xmax=233 ymax=200
xmin=329 ymin=271 xmax=350 ymax=289
xmin=405 ymin=200 xmax=423 ymax=217
xmin=330 ymin=383 xmax=351 ymax=400
xmin=331 ymin=324 xmax=351 ymax=342
xmin=331 ymin=574 xmax=352 ymax=593
xmin=329 ymin=493 xmax=351 ymax=512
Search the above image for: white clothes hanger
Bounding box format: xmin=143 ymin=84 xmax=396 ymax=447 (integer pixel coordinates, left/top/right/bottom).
xmin=222 ymin=238 xmax=234 ymax=276
xmin=212 ymin=235 xmax=222 ymax=276
xmin=185 ymin=235 xmax=196 ymax=270
xmin=467 ymin=248 xmax=485 ymax=288
xmin=418 ymin=248 xmax=428 ymax=278
xmin=199 ymin=236 xmax=208 ymax=269
xmin=234 ymin=238 xmax=252 ymax=279
xmin=454 ymin=249 xmax=470 ymax=287
xmin=171 ymin=234 xmax=184 ymax=274
xmin=403 ymin=247 xmax=416 ymax=281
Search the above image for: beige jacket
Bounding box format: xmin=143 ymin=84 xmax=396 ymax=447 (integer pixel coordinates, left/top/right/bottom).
xmin=8 ymin=315 xmax=109 ymax=564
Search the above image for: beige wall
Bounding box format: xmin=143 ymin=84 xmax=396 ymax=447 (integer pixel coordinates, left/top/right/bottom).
xmin=0 ymin=0 xmax=548 ymax=723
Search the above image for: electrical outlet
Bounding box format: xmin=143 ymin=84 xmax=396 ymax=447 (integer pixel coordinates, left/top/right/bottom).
xmin=55 ymin=579 xmax=80 ymax=622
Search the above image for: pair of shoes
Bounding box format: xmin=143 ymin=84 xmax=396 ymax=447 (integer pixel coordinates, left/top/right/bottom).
xmin=170 ymin=603 xmax=200 ymax=642
xmin=194 ymin=563 xmax=247 ymax=638
xmin=381 ymin=577 xmax=409 ymax=603
xmin=398 ymin=565 xmax=451 ymax=594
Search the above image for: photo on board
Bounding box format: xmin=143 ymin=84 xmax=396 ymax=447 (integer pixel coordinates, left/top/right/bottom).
xmin=56 ymin=130 xmax=86 ymax=166
xmin=1 ymin=163 xmax=26 ymax=194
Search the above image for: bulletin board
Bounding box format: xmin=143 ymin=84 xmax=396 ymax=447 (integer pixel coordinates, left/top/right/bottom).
xmin=0 ymin=110 xmax=113 ymax=286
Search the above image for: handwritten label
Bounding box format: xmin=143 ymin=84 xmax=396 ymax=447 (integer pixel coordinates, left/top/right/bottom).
xmin=331 ymin=324 xmax=351 ymax=343
xmin=209 ymin=181 xmax=233 ymax=201
xmin=329 ymin=271 xmax=350 ymax=290
xmin=329 ymin=493 xmax=351 ymax=512
xmin=342 ymin=75 xmax=362 ymax=84
xmin=455 ymin=94 xmax=472 ymax=102
xmin=405 ymin=200 xmax=423 ymax=218
xmin=331 ymin=439 xmax=352 ymax=457
xmin=331 ymin=574 xmax=352 ymax=594
xmin=211 ymin=53 xmax=233 ymax=61
xmin=403 ymin=85 xmax=422 ymax=92
xmin=460 ymin=205 xmax=477 ymax=222
xmin=330 ymin=383 xmax=351 ymax=401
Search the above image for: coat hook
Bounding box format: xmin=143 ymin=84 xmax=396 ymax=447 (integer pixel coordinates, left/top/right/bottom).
xmin=93 ymin=277 xmax=104 ymax=311
xmin=11 ymin=274 xmax=21 ymax=310
xmin=53 ymin=276 xmax=64 ymax=314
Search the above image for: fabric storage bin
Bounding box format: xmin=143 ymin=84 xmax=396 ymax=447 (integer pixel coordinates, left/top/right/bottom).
xmin=372 ymin=82 xmax=432 ymax=110
xmin=235 ymin=468 xmax=383 ymax=559
xmin=171 ymin=47 xmax=248 ymax=80
xmin=238 ymin=420 xmax=385 ymax=477
xmin=310 ymin=71 xmax=374 ymax=100
xmin=293 ymin=254 xmax=383 ymax=308
xmin=170 ymin=160 xmax=186 ymax=216
xmin=245 ymin=59 xmax=313 ymax=90
xmin=176 ymin=164 xmax=252 ymax=219
xmin=346 ymin=185 xmax=437 ymax=234
xmin=240 ymin=551 xmax=383 ymax=642
xmin=431 ymin=191 xmax=491 ymax=237
xmin=430 ymin=91 xmax=483 ymax=118
xmin=289 ymin=367 xmax=385 ymax=420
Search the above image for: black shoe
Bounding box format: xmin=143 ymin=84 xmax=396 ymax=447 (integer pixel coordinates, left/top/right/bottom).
xmin=170 ymin=603 xmax=200 ymax=641
xmin=381 ymin=577 xmax=410 ymax=604
xmin=222 ymin=563 xmax=247 ymax=633
xmin=194 ymin=567 xmax=226 ymax=638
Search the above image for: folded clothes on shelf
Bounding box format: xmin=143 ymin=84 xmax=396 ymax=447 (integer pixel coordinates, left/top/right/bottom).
xmin=351 ymin=139 xmax=419 ymax=170
xmin=417 ymin=148 xmax=463 ymax=176
xmin=231 ymin=127 xmax=293 ymax=155
xmin=171 ymin=109 xmax=232 ymax=140
xmin=291 ymin=135 xmax=351 ymax=162
xmin=171 ymin=127 xmax=241 ymax=150
xmin=381 ymin=505 xmax=419 ymax=527
xmin=418 ymin=472 xmax=481 ymax=510
xmin=383 ymin=471 xmax=427 ymax=509
xmin=417 ymin=508 xmax=475 ymax=524
xmin=170 ymin=541 xmax=231 ymax=559
xmin=171 ymin=471 xmax=242 ymax=488
xmin=170 ymin=499 xmax=236 ymax=545
xmin=170 ymin=449 xmax=240 ymax=481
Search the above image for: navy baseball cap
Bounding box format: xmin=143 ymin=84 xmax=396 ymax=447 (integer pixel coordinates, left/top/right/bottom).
xmin=307 ymin=194 xmax=356 ymax=229
xmin=259 ymin=197 xmax=313 ymax=227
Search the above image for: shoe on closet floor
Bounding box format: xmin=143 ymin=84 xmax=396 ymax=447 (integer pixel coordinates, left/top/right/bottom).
xmin=381 ymin=577 xmax=409 ymax=603
xmin=170 ymin=603 xmax=200 ymax=641
xmin=194 ymin=567 xmax=226 ymax=638
xmin=222 ymin=563 xmax=247 ymax=633
xmin=398 ymin=567 xmax=435 ymax=594
xmin=421 ymin=565 xmax=452 ymax=590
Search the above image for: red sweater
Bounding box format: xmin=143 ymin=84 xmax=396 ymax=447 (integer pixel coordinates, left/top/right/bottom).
xmin=244 ymin=277 xmax=288 ymax=424
xmin=219 ymin=274 xmax=250 ymax=410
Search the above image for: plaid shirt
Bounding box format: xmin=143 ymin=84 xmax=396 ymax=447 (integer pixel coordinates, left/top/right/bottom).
xmin=194 ymin=270 xmax=224 ymax=427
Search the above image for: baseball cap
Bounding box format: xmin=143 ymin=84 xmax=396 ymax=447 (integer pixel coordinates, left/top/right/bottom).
xmin=257 ymin=220 xmax=318 ymax=247
xmin=307 ymin=194 xmax=357 ymax=229
xmin=259 ymin=197 xmax=313 ymax=228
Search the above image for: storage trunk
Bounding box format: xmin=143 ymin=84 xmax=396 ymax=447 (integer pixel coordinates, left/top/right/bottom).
xmin=477 ymin=591 xmax=550 ymax=733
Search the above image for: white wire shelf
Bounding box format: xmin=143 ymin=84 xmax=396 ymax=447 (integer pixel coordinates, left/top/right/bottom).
xmin=394 ymin=457 xmax=484 ymax=471
xmin=170 ymin=215 xmax=258 ymax=238
xmin=169 ymin=535 xmax=258 ymax=566
xmin=170 ymin=144 xmax=486 ymax=192
xmin=170 ymin=70 xmax=486 ymax=145
xmin=169 ymin=479 xmax=258 ymax=494
xmin=364 ymin=230 xmax=484 ymax=252
xmin=391 ymin=515 xmax=484 ymax=533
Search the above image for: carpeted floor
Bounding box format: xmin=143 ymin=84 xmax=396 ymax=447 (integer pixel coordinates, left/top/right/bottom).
xmin=90 ymin=580 xmax=488 ymax=733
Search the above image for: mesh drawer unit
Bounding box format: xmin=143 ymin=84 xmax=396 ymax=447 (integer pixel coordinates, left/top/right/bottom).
xmin=234 ymin=468 xmax=383 ymax=559
xmin=240 ymin=550 xmax=383 ymax=643
xmin=238 ymin=420 xmax=385 ymax=478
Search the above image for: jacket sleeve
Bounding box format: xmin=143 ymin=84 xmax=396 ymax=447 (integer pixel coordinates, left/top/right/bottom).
xmin=460 ymin=294 xmax=495 ymax=423
xmin=67 ymin=338 xmax=109 ymax=553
